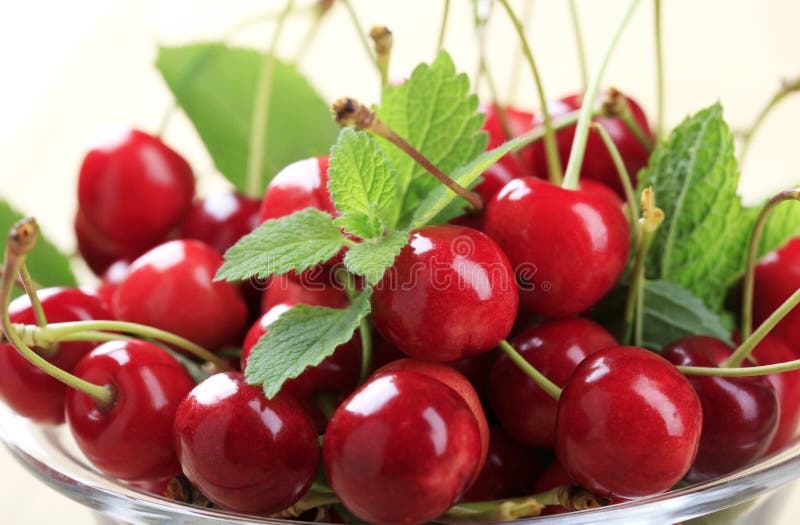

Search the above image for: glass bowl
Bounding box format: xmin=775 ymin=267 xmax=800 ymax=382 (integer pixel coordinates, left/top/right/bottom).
xmin=1 ymin=400 xmax=798 ymax=525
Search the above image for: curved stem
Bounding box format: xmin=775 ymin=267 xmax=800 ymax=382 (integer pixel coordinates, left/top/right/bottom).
xmin=740 ymin=77 xmax=800 ymax=163
xmin=39 ymin=321 xmax=230 ymax=371
xmin=505 ymin=0 xmax=534 ymax=106
xmin=498 ymin=0 xmax=563 ymax=184
xmin=740 ymin=189 xmax=800 ymax=339
xmin=654 ymin=0 xmax=664 ymax=141
xmin=340 ymin=0 xmax=377 ymax=66
xmin=562 ymin=0 xmax=642 ymax=190
xmin=18 ymin=264 xmax=46 ymax=328
xmin=436 ymin=0 xmax=451 ymax=53
xmin=618 ymin=107 xmax=654 ymax=152
xmin=291 ymin=5 xmax=328 ymax=64
xmin=56 ymin=331 xmax=132 ymax=344
xmin=567 ymin=0 xmax=588 ymax=93
xmin=723 ymin=286 xmax=800 ymax=368
xmin=499 ymin=339 xmax=561 ymax=400
xmin=591 ymin=123 xmax=640 ymax=230
xmin=245 ymin=0 xmax=294 ymax=198
xmin=340 ymin=270 xmax=373 ymax=384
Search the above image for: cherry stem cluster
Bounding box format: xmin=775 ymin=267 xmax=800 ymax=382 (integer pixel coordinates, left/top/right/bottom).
xmin=499 ymin=339 xmax=562 ymax=400
xmin=497 ymin=0 xmax=563 ymax=184
xmin=562 ymin=0 xmax=642 ymax=191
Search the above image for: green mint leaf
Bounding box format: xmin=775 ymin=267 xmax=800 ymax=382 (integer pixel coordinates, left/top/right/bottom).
xmin=344 ymin=230 xmax=409 ymax=285
xmin=156 ymin=43 xmax=338 ymax=194
xmin=410 ymin=134 xmax=534 ymax=228
xmin=640 ymin=280 xmax=733 ymax=349
xmin=245 ymin=289 xmax=372 ymax=399
xmin=216 ymin=208 xmax=345 ymax=282
xmin=0 ymin=200 xmax=76 ymax=297
xmin=639 ymin=103 xmax=746 ymax=310
xmin=377 ymin=52 xmax=487 ymax=224
xmin=328 ymin=129 xmax=401 ymax=238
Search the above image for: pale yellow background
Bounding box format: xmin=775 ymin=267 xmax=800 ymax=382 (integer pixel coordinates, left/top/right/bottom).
xmin=1 ymin=0 xmax=800 ymax=522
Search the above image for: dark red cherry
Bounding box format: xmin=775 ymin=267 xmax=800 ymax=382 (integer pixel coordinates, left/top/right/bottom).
xmin=324 ymin=370 xmax=483 ymax=525
xmin=753 ymin=237 xmax=800 ymax=352
xmin=174 ymin=372 xmax=319 ymax=514
xmin=369 ymin=331 xmax=406 ymax=372
xmin=661 ymin=336 xmax=779 ymax=482
xmin=74 ymin=211 xmax=143 ymax=276
xmin=65 ymin=339 xmax=195 ymax=481
xmin=529 ymin=91 xmax=652 ymax=196
xmin=483 ymin=177 xmax=630 ymax=318
xmin=0 ymin=288 xmax=110 ymax=424
xmin=489 ymin=318 xmax=618 ymax=448
xmin=446 ymin=350 xmax=498 ymax=400
xmin=178 ymin=191 xmax=260 ymax=254
xmin=371 ymin=225 xmax=518 ymax=361
xmin=531 ymin=460 xmax=573 ymax=515
xmin=96 ymin=259 xmax=130 ymax=311
xmin=375 ymin=359 xmax=490 ymax=482
xmin=481 ymin=102 xmax=535 ymax=175
xmin=112 ymin=240 xmax=248 ymax=350
xmin=241 ymin=303 xmax=361 ymax=412
xmin=261 ymin=273 xmax=348 ymax=313
xmin=463 ymin=427 xmax=549 ymax=502
xmin=555 ymin=346 xmax=702 ymax=498
xmin=77 ymin=129 xmax=194 ymax=247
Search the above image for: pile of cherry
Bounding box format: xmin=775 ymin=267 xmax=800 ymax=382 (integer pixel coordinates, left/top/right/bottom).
xmin=2 ymin=90 xmax=800 ymax=525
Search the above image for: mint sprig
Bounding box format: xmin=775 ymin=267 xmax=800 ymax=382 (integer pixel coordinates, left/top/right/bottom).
xmin=344 ymin=230 xmax=410 ymax=285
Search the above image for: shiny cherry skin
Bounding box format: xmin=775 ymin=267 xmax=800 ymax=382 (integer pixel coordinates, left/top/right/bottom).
xmin=0 ymin=288 xmax=110 ymax=424
xmin=481 ymin=102 xmax=535 ymax=174
xmin=375 ymin=359 xmax=490 ymax=482
xmin=74 ymin=211 xmax=143 ymax=276
xmin=65 ymin=340 xmax=195 ymax=481
xmin=577 ymin=179 xmax=624 ymax=208
xmin=178 ymin=190 xmax=261 ymax=254
xmin=529 ymin=91 xmax=653 ymax=196
xmin=96 ymin=259 xmax=130 ymax=311
xmin=749 ymin=334 xmax=800 ymax=454
xmin=324 ymin=370 xmax=483 ymax=525
xmin=241 ymin=303 xmax=362 ymax=410
xmin=261 ymin=273 xmax=348 ymax=313
xmin=489 ymin=318 xmax=618 ymax=448
xmin=77 ymin=129 xmax=195 ymax=247
xmin=463 ymin=427 xmax=549 ymax=502
xmin=555 ymin=346 xmax=702 ymax=498
xmin=174 ymin=372 xmax=319 ymax=514
xmin=371 ymin=225 xmax=518 ymax=361
xmin=483 ymin=177 xmax=630 ymax=318
xmin=753 ymin=238 xmax=800 ymax=352
xmin=661 ymin=336 xmax=779 ymax=482
xmin=259 ymin=156 xmax=336 ymax=222
xmin=113 ymin=240 xmax=248 ymax=350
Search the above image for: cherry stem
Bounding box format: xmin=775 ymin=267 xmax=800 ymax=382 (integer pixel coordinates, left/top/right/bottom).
xmin=601 ymin=87 xmax=654 ymax=152
xmin=498 ymin=0 xmax=563 ymax=184
xmin=561 ymin=0 xmax=642 ymax=191
xmin=623 ymin=188 xmax=665 ymax=346
xmin=369 ymin=26 xmax=392 ymax=89
xmin=499 ymin=339 xmax=561 ymax=400
xmin=740 ymin=76 xmax=800 ymax=163
xmin=340 ymin=0 xmax=378 ymax=67
xmin=331 ymin=97 xmax=483 ymax=211
xmin=442 ymin=485 xmax=605 ymax=522
xmin=0 ymin=220 xmax=114 ymax=408
xmin=291 ymin=0 xmax=333 ymax=63
xmin=268 ymin=489 xmax=341 ymax=519
xmin=339 ymin=269 xmax=373 ymax=384
xmin=436 ymin=0 xmax=451 ymax=54
xmin=740 ymin=188 xmax=800 ymax=339
xmin=18 ymin=264 xmax=47 ymax=329
xmin=567 ymin=0 xmax=589 ymax=93
xmin=723 ymin=286 xmax=800 ymax=368
xmin=591 ymin=122 xmax=640 ymax=233
xmin=505 ymin=0 xmax=533 ymax=106
xmin=654 ymin=0 xmax=665 ymax=141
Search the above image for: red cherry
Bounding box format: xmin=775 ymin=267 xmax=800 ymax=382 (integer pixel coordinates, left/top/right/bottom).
xmin=65 ymin=339 xmax=195 ymax=481
xmin=241 ymin=303 xmax=361 ymax=413
xmin=374 ymin=358 xmax=490 ymax=483
xmin=112 ymin=240 xmax=248 ymax=350
xmin=178 ymin=191 xmax=261 ymax=254
xmin=489 ymin=318 xmax=618 ymax=448
xmin=577 ymin=179 xmax=625 ymax=208
xmin=531 ymin=460 xmax=573 ymax=515
xmin=174 ymin=372 xmax=319 ymax=514
xmin=481 ymin=103 xmax=535 ymax=174
xmin=529 ymin=91 xmax=652 ymax=196
xmin=446 ymin=350 xmax=498 ymax=400
xmin=661 ymin=336 xmax=779 ymax=482
xmin=96 ymin=259 xmax=130 ymax=311
xmin=74 ymin=211 xmax=142 ymax=276
xmin=258 ymin=156 xmax=336 ymax=222
xmin=369 ymin=331 xmax=406 ymax=372
xmin=463 ymin=427 xmax=549 ymax=502
xmin=371 ymin=225 xmax=518 ymax=361
xmin=555 ymin=346 xmax=702 ymax=498
xmin=753 ymin=238 xmax=800 ymax=352
xmin=324 ymin=370 xmax=483 ymax=525
xmin=77 ymin=129 xmax=194 ymax=247
xmin=0 ymin=288 xmax=110 ymax=424
xmin=483 ymin=177 xmax=630 ymax=317
xmin=261 ymin=273 xmax=348 ymax=313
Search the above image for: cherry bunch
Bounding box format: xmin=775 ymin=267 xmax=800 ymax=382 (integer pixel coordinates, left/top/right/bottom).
xmin=2 ymin=1 xmax=800 ymax=525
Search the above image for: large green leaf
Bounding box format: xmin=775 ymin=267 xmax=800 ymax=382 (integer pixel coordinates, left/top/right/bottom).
xmin=157 ymin=43 xmax=338 ymax=194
